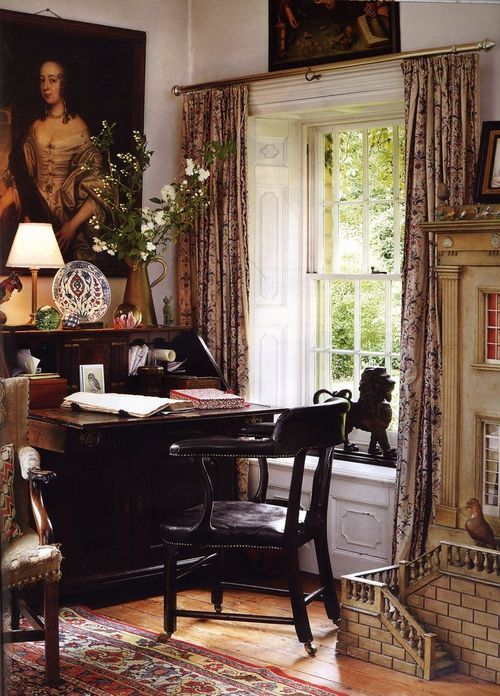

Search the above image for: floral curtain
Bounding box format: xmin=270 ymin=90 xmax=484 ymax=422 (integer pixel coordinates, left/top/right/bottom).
xmin=393 ymin=53 xmax=479 ymax=561
xmin=178 ymin=85 xmax=249 ymax=394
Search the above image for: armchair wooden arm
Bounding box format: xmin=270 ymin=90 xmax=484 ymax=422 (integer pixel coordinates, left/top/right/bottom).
xmin=28 ymin=469 xmax=57 ymax=545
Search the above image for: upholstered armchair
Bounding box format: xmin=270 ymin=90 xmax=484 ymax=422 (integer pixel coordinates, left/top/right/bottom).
xmin=1 ymin=376 xmax=61 ymax=684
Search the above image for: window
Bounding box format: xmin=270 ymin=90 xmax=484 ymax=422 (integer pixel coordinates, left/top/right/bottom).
xmin=486 ymin=292 xmax=500 ymax=364
xmin=308 ymin=122 xmax=405 ymax=432
xmin=482 ymin=419 xmax=500 ymax=517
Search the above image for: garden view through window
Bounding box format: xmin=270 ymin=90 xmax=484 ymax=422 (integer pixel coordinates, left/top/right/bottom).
xmin=309 ymin=122 xmax=405 ymax=433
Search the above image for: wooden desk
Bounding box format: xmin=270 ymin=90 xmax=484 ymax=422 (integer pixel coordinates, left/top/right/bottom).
xmin=28 ymin=404 xmax=282 ymax=594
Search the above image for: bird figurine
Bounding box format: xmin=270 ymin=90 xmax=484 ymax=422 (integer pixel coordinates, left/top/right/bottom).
xmin=464 ymin=498 xmax=497 ymax=549
xmin=0 ymin=271 xmax=23 ymax=324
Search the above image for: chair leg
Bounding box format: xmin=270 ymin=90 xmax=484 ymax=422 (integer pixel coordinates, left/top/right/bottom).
xmin=161 ymin=545 xmax=178 ymax=640
xmin=314 ymin=529 xmax=340 ymax=622
xmin=284 ymin=548 xmax=315 ymax=652
xmin=211 ymin=550 xmax=224 ymax=612
xmin=43 ymin=579 xmax=60 ymax=685
xmin=10 ymin=589 xmax=20 ymax=630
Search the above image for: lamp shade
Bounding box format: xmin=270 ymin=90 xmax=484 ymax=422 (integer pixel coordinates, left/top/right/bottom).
xmin=6 ymin=223 xmax=64 ymax=269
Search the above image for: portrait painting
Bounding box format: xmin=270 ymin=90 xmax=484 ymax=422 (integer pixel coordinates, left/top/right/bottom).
xmin=269 ymin=0 xmax=400 ymax=72
xmin=0 ymin=9 xmax=146 ymax=276
xmin=475 ymin=121 xmax=500 ymax=203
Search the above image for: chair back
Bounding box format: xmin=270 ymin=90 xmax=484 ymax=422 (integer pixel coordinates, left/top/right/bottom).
xmin=272 ymin=398 xmax=349 ymax=455
xmin=270 ymin=399 xmax=349 ymax=536
xmin=0 ymin=377 xmax=33 ymax=532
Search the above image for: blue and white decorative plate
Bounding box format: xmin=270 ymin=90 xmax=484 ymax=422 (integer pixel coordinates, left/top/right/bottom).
xmin=52 ymin=261 xmax=111 ymax=323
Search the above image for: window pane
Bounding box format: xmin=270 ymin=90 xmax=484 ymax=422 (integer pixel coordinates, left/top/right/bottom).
xmin=323 ymin=133 xmax=334 ymax=203
xmin=314 ymin=280 xmax=329 ymax=349
xmin=368 ymin=127 xmax=393 ymax=199
xmin=398 ymin=124 xmax=406 ymax=200
xmin=331 ymin=353 xmax=354 ymax=392
xmin=369 ymin=203 xmax=394 ymax=272
xmin=339 ymin=205 xmax=363 ymax=272
xmin=322 ymin=206 xmax=334 ymax=273
xmin=360 ymin=280 xmax=386 ymax=353
xmin=338 ymin=130 xmax=362 ymax=202
xmin=392 ymin=282 xmax=402 ymax=354
xmin=399 ymin=202 xmax=406 ymax=271
xmin=331 ymin=281 xmax=354 ymax=350
xmin=390 ymin=357 xmax=400 ymax=430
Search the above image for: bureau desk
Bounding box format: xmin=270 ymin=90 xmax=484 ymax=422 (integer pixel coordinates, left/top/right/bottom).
xmin=28 ymin=403 xmax=282 ymax=594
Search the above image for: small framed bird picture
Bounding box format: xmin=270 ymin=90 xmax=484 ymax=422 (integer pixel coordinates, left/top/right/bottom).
xmin=80 ymin=364 xmax=105 ymax=394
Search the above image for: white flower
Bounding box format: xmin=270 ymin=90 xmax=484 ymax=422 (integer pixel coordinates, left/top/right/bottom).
xmin=154 ymin=211 xmax=164 ymax=226
xmin=185 ymin=159 xmax=195 ymax=176
xmin=198 ymin=167 xmax=210 ymax=182
xmin=141 ymin=223 xmax=153 ymax=234
xmin=146 ymin=241 xmax=156 ymax=252
xmin=161 ymin=184 xmax=175 ymax=202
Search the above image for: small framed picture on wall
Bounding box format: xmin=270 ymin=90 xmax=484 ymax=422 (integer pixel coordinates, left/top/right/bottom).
xmin=475 ymin=121 xmax=500 ymax=203
xmin=79 ymin=364 xmax=105 ymax=394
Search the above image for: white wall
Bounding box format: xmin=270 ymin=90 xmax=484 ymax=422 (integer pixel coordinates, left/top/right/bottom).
xmin=0 ymin=0 xmax=188 ymax=326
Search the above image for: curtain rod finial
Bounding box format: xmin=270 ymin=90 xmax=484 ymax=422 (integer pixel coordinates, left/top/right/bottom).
xmin=172 ymin=85 xmax=182 ymax=96
xmin=480 ymin=39 xmax=495 ymax=52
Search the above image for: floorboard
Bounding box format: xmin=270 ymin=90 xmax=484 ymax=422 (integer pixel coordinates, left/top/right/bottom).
xmin=82 ymin=574 xmax=498 ymax=696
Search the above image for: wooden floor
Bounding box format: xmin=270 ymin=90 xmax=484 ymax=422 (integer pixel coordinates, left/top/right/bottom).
xmin=82 ymin=573 xmax=498 ymax=696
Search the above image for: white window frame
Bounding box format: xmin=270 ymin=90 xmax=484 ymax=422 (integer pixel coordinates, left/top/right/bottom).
xmin=247 ymin=61 xmax=405 ymax=414
xmin=304 ymin=120 xmax=404 ymax=442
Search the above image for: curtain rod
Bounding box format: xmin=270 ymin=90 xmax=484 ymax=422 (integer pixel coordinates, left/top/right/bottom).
xmin=172 ymin=39 xmax=494 ymax=96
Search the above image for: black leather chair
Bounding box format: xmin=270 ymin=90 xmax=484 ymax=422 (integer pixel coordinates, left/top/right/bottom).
xmin=159 ymin=398 xmax=349 ymax=655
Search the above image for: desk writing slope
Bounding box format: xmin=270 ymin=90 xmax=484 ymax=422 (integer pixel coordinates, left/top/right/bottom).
xmin=61 ymin=392 xmax=193 ymax=418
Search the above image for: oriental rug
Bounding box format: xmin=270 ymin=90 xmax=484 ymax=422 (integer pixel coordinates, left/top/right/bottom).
xmin=3 ymin=605 xmax=347 ymax=695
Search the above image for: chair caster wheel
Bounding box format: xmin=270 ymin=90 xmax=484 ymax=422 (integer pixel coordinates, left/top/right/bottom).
xmin=304 ymin=641 xmax=317 ymax=656
xmin=157 ymin=632 xmax=172 ymax=642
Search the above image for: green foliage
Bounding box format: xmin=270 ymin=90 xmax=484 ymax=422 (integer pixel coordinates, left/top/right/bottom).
xmin=86 ymin=121 xmax=231 ymax=263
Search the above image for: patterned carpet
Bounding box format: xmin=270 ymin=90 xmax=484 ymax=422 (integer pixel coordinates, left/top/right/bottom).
xmin=3 ymin=606 xmax=347 ymax=695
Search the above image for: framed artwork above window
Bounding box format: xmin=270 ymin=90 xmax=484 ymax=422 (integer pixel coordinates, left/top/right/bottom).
xmin=268 ymin=0 xmax=401 ymax=72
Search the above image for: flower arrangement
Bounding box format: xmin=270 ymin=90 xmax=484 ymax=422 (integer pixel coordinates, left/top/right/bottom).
xmin=87 ymin=121 xmax=230 ymax=264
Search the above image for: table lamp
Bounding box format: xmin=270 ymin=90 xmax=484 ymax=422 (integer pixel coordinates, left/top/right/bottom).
xmin=6 ymin=222 xmax=64 ymax=325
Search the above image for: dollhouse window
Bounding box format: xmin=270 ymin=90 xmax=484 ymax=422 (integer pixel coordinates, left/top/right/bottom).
xmin=485 ymin=292 xmax=500 ymax=364
xmin=482 ymin=419 xmax=500 ymax=517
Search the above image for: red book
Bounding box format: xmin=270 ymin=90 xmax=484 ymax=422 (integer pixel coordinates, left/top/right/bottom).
xmin=169 ymin=388 xmax=245 ymax=410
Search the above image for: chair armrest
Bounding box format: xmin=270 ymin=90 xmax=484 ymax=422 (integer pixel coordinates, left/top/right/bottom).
xmin=28 ymin=468 xmax=57 ymax=545
xmin=18 ymin=445 xmax=41 ymax=479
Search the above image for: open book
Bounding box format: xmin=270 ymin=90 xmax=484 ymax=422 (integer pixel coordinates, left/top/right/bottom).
xmin=61 ymin=392 xmax=194 ymax=418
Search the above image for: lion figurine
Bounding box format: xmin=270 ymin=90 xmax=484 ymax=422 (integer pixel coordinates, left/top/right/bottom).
xmin=313 ymin=366 xmax=397 ymax=460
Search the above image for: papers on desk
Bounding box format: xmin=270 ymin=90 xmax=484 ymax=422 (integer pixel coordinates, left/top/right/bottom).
xmin=61 ymin=392 xmax=194 ymax=418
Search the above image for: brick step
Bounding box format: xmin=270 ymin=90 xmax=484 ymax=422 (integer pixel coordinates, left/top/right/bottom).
xmin=432 ymin=640 xmax=456 ymax=675
xmin=434 ymin=660 xmax=457 ymax=677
